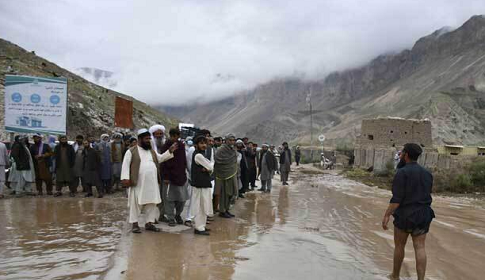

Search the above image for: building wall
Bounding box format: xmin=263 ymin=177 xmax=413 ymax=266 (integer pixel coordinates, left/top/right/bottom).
xmin=437 ymin=146 xmax=485 ymax=156
xmin=354 ymin=147 xmax=477 ymax=173
xmin=357 ymin=118 xmax=432 ymax=148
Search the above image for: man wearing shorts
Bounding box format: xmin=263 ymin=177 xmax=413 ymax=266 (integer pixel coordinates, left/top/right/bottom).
xmin=382 ymin=143 xmax=435 ymax=280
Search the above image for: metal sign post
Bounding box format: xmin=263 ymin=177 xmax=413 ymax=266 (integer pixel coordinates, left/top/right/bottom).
xmin=318 ymin=134 xmax=326 ymax=161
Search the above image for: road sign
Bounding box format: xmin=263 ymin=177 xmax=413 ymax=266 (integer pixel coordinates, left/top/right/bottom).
xmin=318 ymin=134 xmax=326 ymax=142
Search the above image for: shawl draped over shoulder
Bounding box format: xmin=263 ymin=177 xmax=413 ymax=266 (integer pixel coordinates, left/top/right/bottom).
xmin=214 ymin=144 xmax=237 ymax=180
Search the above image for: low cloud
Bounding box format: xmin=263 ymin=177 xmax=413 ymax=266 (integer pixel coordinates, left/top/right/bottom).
xmin=1 ymin=0 xmax=484 ymax=105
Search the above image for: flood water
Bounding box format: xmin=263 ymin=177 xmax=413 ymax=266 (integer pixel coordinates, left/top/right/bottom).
xmin=116 ymin=166 xmax=485 ymax=280
xmin=1 ymin=165 xmax=485 ymax=280
xmin=0 ymin=195 xmax=127 ymax=280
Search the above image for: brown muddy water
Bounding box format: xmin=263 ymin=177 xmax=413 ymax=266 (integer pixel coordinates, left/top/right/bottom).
xmin=1 ymin=165 xmax=485 ymax=280
xmin=0 ymin=195 xmax=127 ymax=280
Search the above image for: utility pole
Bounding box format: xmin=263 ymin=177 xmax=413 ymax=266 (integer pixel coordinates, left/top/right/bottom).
xmin=306 ymin=88 xmax=313 ymax=161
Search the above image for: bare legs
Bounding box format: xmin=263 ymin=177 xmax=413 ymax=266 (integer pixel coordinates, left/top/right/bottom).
xmin=392 ymin=227 xmax=409 ymax=279
xmin=391 ymin=227 xmax=427 ymax=280
xmin=412 ymin=233 xmax=427 ymax=280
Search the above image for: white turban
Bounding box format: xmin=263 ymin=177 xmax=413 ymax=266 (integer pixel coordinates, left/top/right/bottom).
xmin=149 ymin=124 xmax=166 ymax=152
xmin=149 ymin=124 xmax=165 ymax=134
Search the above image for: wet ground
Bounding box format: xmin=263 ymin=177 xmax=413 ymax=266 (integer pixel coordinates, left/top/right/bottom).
xmin=0 ymin=194 xmax=127 ymax=280
xmin=1 ymin=165 xmax=484 ymax=279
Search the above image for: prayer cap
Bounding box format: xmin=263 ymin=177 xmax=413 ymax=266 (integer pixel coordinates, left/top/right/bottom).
xmin=236 ymin=139 xmax=243 ymax=144
xmin=262 ymin=143 xmax=269 ymax=147
xmin=137 ymin=128 xmax=150 ymax=137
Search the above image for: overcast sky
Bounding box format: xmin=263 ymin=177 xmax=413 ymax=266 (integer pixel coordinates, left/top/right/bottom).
xmin=1 ymin=0 xmax=484 ymax=106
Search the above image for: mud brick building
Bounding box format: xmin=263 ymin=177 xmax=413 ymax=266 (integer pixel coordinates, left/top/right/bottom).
xmin=356 ymin=117 xmax=433 ymax=148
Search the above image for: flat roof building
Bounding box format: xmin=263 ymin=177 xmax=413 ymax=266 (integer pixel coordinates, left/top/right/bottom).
xmin=356 ymin=117 xmax=433 ymax=148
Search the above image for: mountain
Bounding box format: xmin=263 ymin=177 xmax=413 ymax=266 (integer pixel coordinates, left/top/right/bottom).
xmin=161 ymin=15 xmax=485 ymax=146
xmin=0 ymin=38 xmax=178 ymax=140
xmin=74 ymin=67 xmax=118 ymax=89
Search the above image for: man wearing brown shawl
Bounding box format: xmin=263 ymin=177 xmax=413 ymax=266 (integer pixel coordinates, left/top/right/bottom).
xmin=214 ymin=134 xmax=238 ymax=218
xmin=30 ymin=134 xmax=53 ymax=195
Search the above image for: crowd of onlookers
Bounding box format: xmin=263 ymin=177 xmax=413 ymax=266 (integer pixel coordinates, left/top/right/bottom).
xmin=0 ymin=133 xmax=138 ymax=198
xmin=0 ymin=129 xmax=297 ymax=200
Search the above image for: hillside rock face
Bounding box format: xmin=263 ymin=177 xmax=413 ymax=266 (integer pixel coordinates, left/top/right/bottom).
xmin=0 ymin=39 xmax=177 ymax=141
xmin=161 ymin=15 xmax=485 ymax=146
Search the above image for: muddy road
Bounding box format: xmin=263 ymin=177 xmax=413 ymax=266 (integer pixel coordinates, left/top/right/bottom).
xmin=113 ymin=165 xmax=485 ymax=280
xmin=1 ymin=165 xmax=484 ymax=279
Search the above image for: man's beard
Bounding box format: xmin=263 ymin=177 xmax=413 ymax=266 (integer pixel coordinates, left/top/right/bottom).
xmin=155 ymin=137 xmax=163 ymax=147
xmin=141 ymin=141 xmax=152 ymax=150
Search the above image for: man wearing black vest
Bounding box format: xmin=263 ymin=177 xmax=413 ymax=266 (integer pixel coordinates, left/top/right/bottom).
xmin=190 ymin=135 xmax=214 ymax=235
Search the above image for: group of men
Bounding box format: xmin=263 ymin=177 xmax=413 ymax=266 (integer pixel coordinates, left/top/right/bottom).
xmin=120 ymin=125 xmax=294 ymax=235
xmin=0 ymin=133 xmax=138 ymax=199
xmin=0 ymin=124 xmax=295 ymax=237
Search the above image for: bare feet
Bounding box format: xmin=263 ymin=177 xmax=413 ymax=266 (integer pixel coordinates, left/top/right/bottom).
xmin=388 ymin=274 xmax=399 ymax=280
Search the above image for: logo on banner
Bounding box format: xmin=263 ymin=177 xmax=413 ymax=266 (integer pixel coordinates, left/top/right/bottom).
xmin=31 ymin=94 xmax=41 ymax=103
xmin=50 ymin=95 xmax=60 ymax=104
xmin=11 ymin=92 xmax=22 ymax=102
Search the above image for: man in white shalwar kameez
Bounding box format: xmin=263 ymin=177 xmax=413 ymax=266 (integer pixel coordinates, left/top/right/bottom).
xmin=184 ymin=137 xmax=196 ymax=226
xmin=190 ymin=136 xmax=214 ymax=235
xmin=121 ymin=129 xmax=178 ymax=233
xmin=149 ymin=124 xmax=168 ymax=222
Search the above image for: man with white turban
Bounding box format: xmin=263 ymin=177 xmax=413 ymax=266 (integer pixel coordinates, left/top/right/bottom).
xmin=149 ymin=124 xmax=168 ymax=222
xmin=121 ymin=129 xmax=178 ymax=233
xmin=149 ymin=125 xmax=166 ymax=154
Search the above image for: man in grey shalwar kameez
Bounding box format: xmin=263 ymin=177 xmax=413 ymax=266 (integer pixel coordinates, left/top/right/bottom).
xmin=279 ymin=142 xmax=292 ymax=186
xmin=258 ymin=144 xmax=278 ymax=193
xmin=111 ymin=133 xmax=125 ymax=191
xmin=97 ymin=134 xmax=113 ymax=194
xmin=160 ymin=128 xmax=188 ymax=227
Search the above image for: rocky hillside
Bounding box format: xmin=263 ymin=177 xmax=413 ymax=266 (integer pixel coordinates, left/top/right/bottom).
xmin=0 ymin=38 xmax=178 ymax=140
xmin=161 ymin=15 xmax=485 ymax=146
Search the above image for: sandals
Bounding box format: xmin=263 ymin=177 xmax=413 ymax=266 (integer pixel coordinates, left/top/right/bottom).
xmin=145 ymin=223 xmax=161 ymax=232
xmin=184 ymin=220 xmax=192 ymax=227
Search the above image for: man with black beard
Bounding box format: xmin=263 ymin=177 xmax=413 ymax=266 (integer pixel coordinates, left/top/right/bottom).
xmin=121 ymin=129 xmax=177 ymax=233
xmin=54 ymin=135 xmax=76 ymax=197
xmin=30 ymin=134 xmax=53 ymax=195
xmin=213 ymin=137 xmax=223 ymax=150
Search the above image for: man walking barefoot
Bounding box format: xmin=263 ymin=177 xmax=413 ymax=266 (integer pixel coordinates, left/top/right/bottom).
xmin=382 ymin=143 xmax=435 ymax=280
